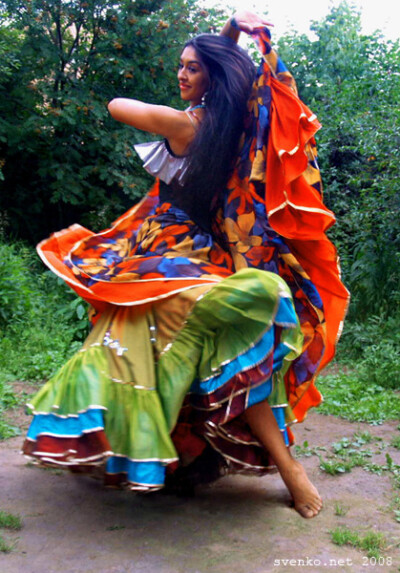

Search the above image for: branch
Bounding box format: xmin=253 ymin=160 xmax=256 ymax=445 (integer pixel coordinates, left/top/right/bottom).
xmin=66 ymin=22 xmax=83 ymax=63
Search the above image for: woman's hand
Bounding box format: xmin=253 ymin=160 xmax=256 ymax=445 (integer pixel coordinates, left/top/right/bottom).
xmin=231 ymin=10 xmax=273 ymax=33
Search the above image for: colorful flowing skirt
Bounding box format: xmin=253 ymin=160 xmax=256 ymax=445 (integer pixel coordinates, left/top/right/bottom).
xmin=22 ymin=202 xmax=306 ymax=490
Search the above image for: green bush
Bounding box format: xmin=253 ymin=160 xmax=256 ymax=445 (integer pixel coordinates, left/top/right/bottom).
xmin=0 ymin=242 xmax=35 ymax=329
xmin=336 ymin=314 xmax=400 ymax=390
xmin=357 ymin=342 xmax=400 ymax=389
xmin=0 ymin=241 xmax=90 ymax=382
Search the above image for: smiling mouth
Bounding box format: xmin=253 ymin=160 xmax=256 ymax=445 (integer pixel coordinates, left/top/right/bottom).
xmin=179 ymin=84 xmax=190 ymax=90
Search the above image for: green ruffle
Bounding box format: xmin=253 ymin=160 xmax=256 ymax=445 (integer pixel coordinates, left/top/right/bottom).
xmin=28 ymin=345 xmax=177 ymax=463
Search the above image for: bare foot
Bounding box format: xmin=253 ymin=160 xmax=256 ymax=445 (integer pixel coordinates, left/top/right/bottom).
xmin=280 ymin=459 xmax=322 ymax=518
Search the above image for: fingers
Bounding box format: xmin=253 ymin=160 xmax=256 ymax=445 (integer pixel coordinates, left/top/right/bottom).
xmin=233 ymin=12 xmax=274 ymax=33
xmin=250 ymin=21 xmax=274 ymax=30
xmin=255 ymin=16 xmax=274 ymax=28
xmin=240 ymin=22 xmax=274 ymax=33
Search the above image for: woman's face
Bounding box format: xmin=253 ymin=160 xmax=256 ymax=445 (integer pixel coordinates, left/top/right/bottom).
xmin=178 ymin=46 xmax=209 ymax=106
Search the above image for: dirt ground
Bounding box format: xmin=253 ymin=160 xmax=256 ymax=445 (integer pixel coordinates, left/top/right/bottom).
xmin=1 ymin=386 xmax=400 ymax=573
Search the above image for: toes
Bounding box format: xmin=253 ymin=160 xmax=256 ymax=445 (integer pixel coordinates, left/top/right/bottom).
xmin=296 ymin=504 xmax=314 ymax=518
xmin=310 ymin=498 xmax=323 ymax=512
xmin=295 ymin=501 xmax=322 ymax=518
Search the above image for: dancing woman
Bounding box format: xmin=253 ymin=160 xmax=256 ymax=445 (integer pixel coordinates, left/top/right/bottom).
xmin=22 ymin=11 xmax=349 ymax=518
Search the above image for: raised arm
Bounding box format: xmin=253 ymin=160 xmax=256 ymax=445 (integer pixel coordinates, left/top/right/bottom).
xmin=220 ymin=10 xmax=273 ymax=42
xmin=108 ymin=98 xmax=194 ymax=143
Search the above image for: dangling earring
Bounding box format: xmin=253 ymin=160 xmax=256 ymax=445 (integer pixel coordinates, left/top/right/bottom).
xmin=201 ymin=91 xmax=208 ymax=107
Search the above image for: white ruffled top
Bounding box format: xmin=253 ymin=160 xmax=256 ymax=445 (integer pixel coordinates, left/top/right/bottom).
xmin=134 ymin=140 xmax=188 ymax=185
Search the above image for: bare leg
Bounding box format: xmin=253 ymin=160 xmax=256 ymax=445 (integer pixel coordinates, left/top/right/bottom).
xmin=243 ymin=400 xmax=322 ymax=518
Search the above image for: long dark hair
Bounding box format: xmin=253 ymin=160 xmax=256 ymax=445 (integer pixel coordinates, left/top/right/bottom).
xmin=181 ymin=34 xmax=255 ymax=233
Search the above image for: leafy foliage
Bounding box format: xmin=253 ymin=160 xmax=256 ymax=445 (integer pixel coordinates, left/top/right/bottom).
xmin=0 ymin=242 xmax=35 ymax=329
xmin=0 ymin=241 xmax=90 ymax=383
xmin=0 ymin=0 xmax=221 ymax=242
xmin=335 ymin=314 xmax=400 ymax=389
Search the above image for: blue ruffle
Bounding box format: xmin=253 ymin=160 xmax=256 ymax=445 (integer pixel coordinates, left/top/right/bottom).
xmin=106 ymin=456 xmax=166 ymax=487
xmin=26 ymin=408 xmax=168 ymax=487
xmin=248 ymin=377 xmax=273 ymax=408
xmin=191 ymin=294 xmax=297 ymax=397
xmin=26 ymin=408 xmax=105 ymax=440
xmin=190 ymin=328 xmax=275 ymax=396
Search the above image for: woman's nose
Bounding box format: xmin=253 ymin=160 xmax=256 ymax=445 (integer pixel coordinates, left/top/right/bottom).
xmin=177 ymin=66 xmax=187 ymax=80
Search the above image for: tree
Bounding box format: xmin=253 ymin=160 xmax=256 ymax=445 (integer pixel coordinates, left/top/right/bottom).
xmin=0 ymin=0 xmax=222 ymax=242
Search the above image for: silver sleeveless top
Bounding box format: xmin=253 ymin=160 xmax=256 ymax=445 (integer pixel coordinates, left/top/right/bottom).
xmin=134 ymin=140 xmax=188 ymax=185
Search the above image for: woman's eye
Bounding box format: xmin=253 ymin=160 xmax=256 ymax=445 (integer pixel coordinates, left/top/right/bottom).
xmin=177 ymin=63 xmax=198 ymax=74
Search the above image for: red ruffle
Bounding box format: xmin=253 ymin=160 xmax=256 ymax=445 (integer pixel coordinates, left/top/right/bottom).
xmin=265 ymin=75 xmax=349 ymax=393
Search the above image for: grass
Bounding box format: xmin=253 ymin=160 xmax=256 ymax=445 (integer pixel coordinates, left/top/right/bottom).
xmin=293 ymin=441 xmax=326 ymax=458
xmin=0 ymin=510 xmax=23 ymax=554
xmin=317 ymin=372 xmax=400 ymax=424
xmin=313 ymin=431 xmax=400 ymax=524
xmin=319 ymin=457 xmax=359 ymax=475
xmin=334 ymin=502 xmax=349 ymax=516
xmin=0 ymin=243 xmax=399 ymax=561
xmin=318 ymin=313 xmax=400 ymax=425
xmin=391 ymin=435 xmax=400 ymax=450
xmin=295 ymin=430 xmax=400 ymax=523
xmin=392 ymin=494 xmax=400 ymax=524
xmin=0 ymin=536 xmax=13 ymax=553
xmin=317 ymin=433 xmax=400 ymax=477
xmin=0 ymin=511 xmax=23 ymax=530
xmin=330 ymin=526 xmax=387 ymax=559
